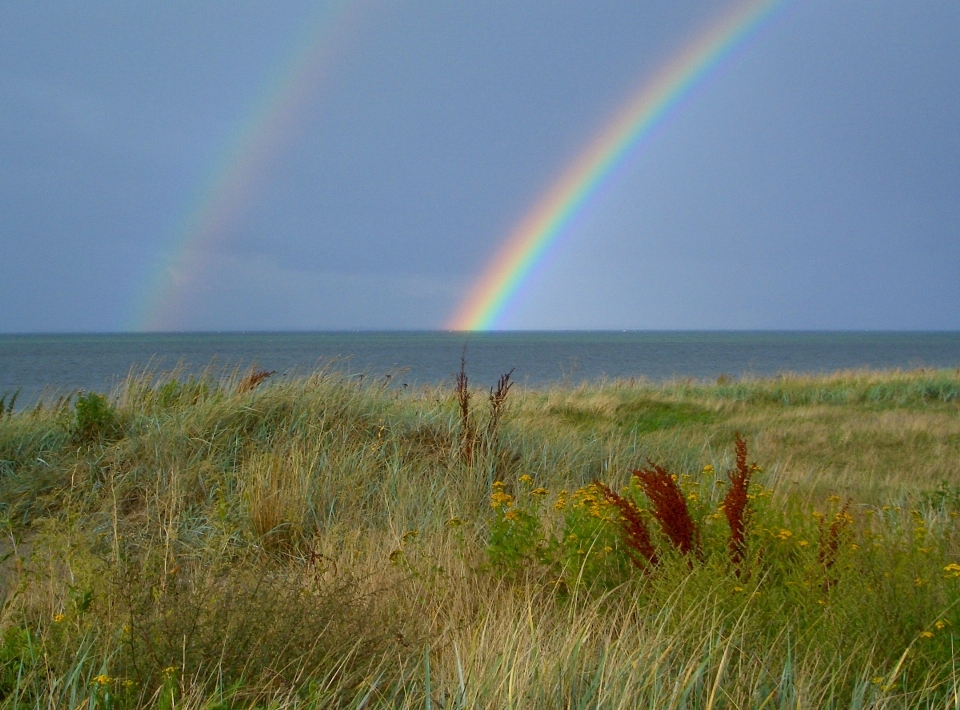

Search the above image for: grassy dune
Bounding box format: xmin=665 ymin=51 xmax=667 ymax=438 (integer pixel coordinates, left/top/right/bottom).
xmin=1 ymin=366 xmax=960 ymax=708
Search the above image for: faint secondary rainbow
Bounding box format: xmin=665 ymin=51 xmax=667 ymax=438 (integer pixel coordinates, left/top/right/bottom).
xmin=447 ymin=0 xmax=786 ymax=331
xmin=131 ymin=1 xmax=360 ymax=331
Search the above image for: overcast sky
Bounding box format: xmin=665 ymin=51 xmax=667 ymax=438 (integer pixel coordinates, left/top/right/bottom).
xmin=2 ymin=0 xmax=959 ymax=332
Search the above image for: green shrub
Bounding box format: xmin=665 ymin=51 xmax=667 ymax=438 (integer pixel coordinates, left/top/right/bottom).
xmin=71 ymin=392 xmax=121 ymax=444
xmin=0 ymin=626 xmax=36 ymax=697
xmin=486 ymin=476 xmax=547 ymax=574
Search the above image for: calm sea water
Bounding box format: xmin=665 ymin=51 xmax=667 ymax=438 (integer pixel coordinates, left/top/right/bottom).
xmin=1 ymin=331 xmax=960 ymax=406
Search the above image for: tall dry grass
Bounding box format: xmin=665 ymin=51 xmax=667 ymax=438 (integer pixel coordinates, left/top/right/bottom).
xmin=0 ymin=366 xmax=958 ymax=707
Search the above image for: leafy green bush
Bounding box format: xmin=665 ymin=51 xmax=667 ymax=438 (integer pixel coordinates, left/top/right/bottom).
xmin=71 ymin=392 xmax=121 ymax=444
xmin=484 ymin=440 xmax=960 ymax=667
xmin=487 ymin=476 xmax=547 ymax=573
xmin=0 ymin=626 xmax=36 ymax=697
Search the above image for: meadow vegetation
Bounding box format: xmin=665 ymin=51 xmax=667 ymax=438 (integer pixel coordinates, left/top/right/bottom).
xmin=1 ymin=364 xmax=960 ymax=708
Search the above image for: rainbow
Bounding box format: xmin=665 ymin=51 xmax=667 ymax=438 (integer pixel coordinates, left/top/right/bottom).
xmin=132 ymin=1 xmax=360 ymax=331
xmin=447 ymin=0 xmax=787 ymax=331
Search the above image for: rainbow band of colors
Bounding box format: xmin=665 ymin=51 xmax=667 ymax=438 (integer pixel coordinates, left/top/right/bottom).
xmin=447 ymin=0 xmax=786 ymax=331
xmin=134 ymin=1 xmax=358 ymax=331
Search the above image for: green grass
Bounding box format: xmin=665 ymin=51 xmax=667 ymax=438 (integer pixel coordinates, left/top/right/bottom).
xmin=1 ymin=366 xmax=960 ymax=708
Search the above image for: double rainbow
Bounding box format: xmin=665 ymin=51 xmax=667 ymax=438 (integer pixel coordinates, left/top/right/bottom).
xmin=447 ymin=0 xmax=786 ymax=331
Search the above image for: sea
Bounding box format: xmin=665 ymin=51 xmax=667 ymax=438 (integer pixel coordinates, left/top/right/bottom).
xmin=2 ymin=331 xmax=960 ymax=407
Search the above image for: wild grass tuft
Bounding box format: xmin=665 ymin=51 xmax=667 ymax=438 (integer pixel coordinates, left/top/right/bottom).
xmin=0 ymin=366 xmax=959 ymax=707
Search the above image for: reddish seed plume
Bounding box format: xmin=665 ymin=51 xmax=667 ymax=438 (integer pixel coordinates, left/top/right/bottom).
xmin=818 ymin=498 xmax=852 ymax=571
xmin=632 ymin=464 xmax=701 ymax=558
xmin=456 ymin=350 xmax=474 ymax=462
xmin=723 ymin=432 xmax=753 ymax=572
xmin=237 ymin=369 xmax=276 ymax=393
xmin=485 ymin=368 xmax=515 ymax=449
xmin=595 ymin=481 xmax=659 ymax=569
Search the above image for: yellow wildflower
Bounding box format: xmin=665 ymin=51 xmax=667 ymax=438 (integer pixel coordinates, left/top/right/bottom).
xmin=920 ymin=631 xmax=934 ymax=639
xmin=53 ymin=613 xmax=65 ymax=623
xmin=518 ymin=474 xmax=533 ymax=484
xmin=776 ymin=529 xmax=793 ymax=540
xmin=505 ymin=510 xmax=519 ymax=521
xmin=935 ymin=620 xmax=948 ymax=630
xmin=92 ymin=674 xmax=112 ymax=686
xmin=914 ymin=577 xmax=925 ymax=587
xmin=944 ymin=563 xmax=960 ymax=578
xmin=798 ymin=540 xmax=809 ymax=547
xmin=828 ymin=495 xmax=841 ymax=503
xmin=531 ymin=487 xmax=548 ymax=496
